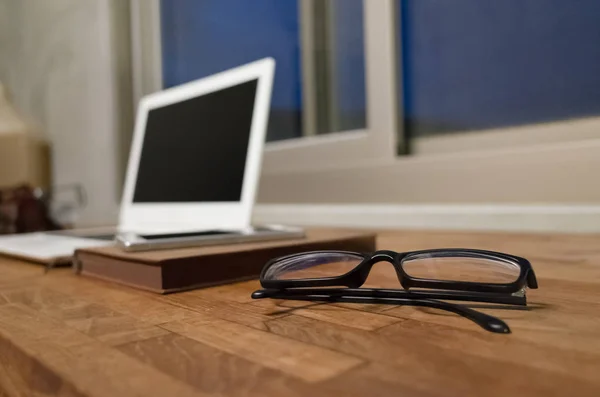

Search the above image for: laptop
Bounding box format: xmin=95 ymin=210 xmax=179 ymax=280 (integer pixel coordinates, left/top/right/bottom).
xmin=0 ymin=58 xmax=302 ymax=262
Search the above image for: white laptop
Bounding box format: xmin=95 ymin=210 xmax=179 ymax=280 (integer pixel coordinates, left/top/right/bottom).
xmin=0 ymin=58 xmax=302 ymax=262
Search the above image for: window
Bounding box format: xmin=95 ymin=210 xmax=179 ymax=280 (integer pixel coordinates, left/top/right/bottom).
xmin=160 ymin=0 xmax=366 ymax=142
xmin=399 ymin=0 xmax=600 ymax=139
xmin=131 ymin=0 xmax=600 ymax=211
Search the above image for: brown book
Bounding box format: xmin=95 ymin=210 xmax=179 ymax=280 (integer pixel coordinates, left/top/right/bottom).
xmin=74 ymin=229 xmax=376 ymax=294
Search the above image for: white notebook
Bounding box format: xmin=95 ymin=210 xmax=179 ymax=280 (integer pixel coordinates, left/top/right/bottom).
xmin=0 ymin=233 xmax=113 ymax=263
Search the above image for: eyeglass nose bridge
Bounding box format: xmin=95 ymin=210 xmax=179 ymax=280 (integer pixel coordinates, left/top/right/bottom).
xmin=349 ymin=251 xmax=412 ymax=290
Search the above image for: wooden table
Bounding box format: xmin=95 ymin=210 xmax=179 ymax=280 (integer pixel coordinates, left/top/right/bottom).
xmin=0 ymin=230 xmax=599 ymax=397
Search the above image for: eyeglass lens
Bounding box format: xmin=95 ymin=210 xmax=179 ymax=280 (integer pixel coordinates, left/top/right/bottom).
xmin=401 ymin=252 xmax=521 ymax=284
xmin=263 ymin=252 xmax=364 ymax=281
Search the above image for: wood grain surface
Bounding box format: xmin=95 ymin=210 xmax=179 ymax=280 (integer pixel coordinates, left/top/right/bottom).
xmin=0 ymin=229 xmax=599 ymax=396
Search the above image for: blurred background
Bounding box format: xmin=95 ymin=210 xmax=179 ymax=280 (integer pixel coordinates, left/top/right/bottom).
xmin=1 ymin=0 xmax=599 ymax=232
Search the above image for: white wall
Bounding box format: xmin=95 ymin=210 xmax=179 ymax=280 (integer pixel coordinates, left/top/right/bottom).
xmin=0 ymin=0 xmax=129 ymax=226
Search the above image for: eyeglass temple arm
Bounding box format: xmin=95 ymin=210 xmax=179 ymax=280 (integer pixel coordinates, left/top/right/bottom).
xmin=411 ymin=298 xmax=510 ymax=333
xmin=252 ymin=290 xmax=510 ymax=334
xmin=255 ymin=287 xmax=526 ymax=305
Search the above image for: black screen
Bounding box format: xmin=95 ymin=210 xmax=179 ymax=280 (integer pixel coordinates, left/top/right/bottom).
xmin=133 ymin=79 xmax=258 ymax=202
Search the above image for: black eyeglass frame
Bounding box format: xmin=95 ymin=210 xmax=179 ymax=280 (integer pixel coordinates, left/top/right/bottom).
xmin=258 ymin=248 xmax=538 ymax=296
xmin=254 ymin=249 xmax=538 ymax=334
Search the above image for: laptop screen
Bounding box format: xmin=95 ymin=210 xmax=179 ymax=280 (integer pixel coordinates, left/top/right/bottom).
xmin=132 ymin=79 xmax=258 ymax=203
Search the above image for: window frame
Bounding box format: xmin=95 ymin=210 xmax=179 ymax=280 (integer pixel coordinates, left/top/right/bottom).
xmin=130 ymin=0 xmax=600 ymax=205
xmin=130 ymin=0 xmax=402 ymax=172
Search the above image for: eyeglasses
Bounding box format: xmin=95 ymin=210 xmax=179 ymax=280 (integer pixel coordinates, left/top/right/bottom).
xmin=251 ymin=249 xmax=538 ymax=334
